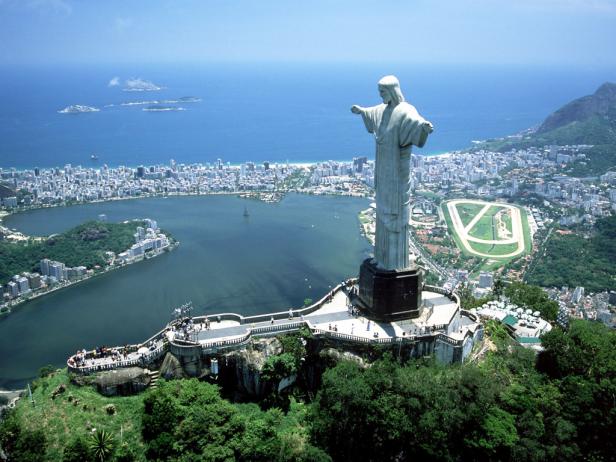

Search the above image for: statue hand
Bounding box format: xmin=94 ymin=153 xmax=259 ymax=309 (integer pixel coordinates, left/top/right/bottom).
xmin=351 ymin=105 xmax=363 ymax=114
xmin=423 ymin=121 xmax=434 ymax=134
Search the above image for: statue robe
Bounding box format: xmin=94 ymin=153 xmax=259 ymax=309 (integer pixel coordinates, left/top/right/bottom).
xmin=361 ymin=101 xmax=430 ymax=271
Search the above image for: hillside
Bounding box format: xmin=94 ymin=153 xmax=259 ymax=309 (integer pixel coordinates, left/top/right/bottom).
xmin=0 ymin=220 xmax=146 ymax=284
xmin=537 ymin=82 xmax=616 ymax=134
xmin=525 ymin=215 xmax=616 ymax=292
xmin=479 ymin=82 xmax=616 ymax=174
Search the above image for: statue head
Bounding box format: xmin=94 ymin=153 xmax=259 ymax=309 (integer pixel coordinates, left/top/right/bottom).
xmin=378 ymin=75 xmax=405 ymax=105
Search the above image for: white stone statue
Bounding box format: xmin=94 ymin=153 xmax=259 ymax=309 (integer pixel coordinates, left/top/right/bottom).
xmin=352 ymin=75 xmax=433 ymax=271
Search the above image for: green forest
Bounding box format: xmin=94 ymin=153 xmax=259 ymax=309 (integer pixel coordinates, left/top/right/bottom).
xmin=526 ymin=216 xmax=616 ymax=292
xmin=0 ymin=221 xmax=146 ymax=284
xmin=1 ymin=283 xmax=614 ymax=461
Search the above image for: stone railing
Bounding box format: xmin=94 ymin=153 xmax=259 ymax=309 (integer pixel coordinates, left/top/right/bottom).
xmin=423 ymin=284 xmax=461 ymax=307
xmin=191 ymin=312 xmax=243 ymax=325
xmin=312 ymin=327 xmax=442 ymax=345
xmin=460 ymin=309 xmax=479 ymax=322
xmin=436 ymin=333 xmax=464 ymax=347
xmin=199 ymin=321 xmax=310 ymax=353
xmin=251 ymin=320 xmax=308 ymax=335
xmin=243 ymin=280 xmax=354 ymax=324
xmin=200 ymin=332 xmax=253 ymax=351
xmin=187 ymin=279 xmax=354 ymax=328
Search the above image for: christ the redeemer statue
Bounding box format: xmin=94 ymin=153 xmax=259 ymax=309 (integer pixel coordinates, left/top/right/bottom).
xmin=352 ymin=75 xmax=433 ymax=271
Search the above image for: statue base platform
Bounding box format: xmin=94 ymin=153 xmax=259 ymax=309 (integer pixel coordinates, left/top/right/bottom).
xmin=356 ymin=258 xmax=423 ymax=322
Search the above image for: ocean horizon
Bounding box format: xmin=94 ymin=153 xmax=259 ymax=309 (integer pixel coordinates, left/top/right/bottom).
xmin=1 ymin=63 xmax=615 ymax=170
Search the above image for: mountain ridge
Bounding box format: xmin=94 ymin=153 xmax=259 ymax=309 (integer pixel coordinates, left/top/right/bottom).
xmin=477 ymin=82 xmax=616 ymax=174
xmin=537 ymin=82 xmax=616 ymax=134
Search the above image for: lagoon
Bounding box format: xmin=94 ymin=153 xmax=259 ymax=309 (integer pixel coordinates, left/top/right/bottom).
xmin=0 ymin=194 xmax=370 ymax=389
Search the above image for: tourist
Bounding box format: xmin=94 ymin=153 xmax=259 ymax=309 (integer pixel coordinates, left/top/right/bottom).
xmin=270 ymin=317 xmax=275 ymax=324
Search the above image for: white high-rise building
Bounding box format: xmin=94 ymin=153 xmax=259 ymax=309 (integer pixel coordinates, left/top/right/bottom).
xmin=49 ymin=261 xmax=66 ymax=281
xmin=40 ymin=258 xmax=51 ymax=276
xmin=572 ymin=286 xmax=585 ymax=304
xmin=15 ymin=276 xmax=30 ymax=294
xmin=478 ymin=272 xmax=494 ymax=289
xmin=7 ymin=281 xmax=19 ymax=298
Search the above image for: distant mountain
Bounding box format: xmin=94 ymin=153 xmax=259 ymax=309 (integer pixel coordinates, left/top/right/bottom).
xmin=478 ymin=82 xmax=616 ymax=174
xmin=537 ymin=82 xmax=616 ymax=134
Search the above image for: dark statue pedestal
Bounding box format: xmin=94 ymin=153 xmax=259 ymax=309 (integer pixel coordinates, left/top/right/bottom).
xmin=356 ymin=258 xmax=423 ymax=321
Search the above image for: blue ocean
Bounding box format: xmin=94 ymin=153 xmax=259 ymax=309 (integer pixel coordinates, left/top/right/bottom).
xmin=0 ymin=64 xmax=613 ymax=169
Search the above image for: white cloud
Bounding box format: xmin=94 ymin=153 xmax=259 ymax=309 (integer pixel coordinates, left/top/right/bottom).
xmin=123 ymin=78 xmax=163 ymax=92
xmin=108 ymin=77 xmax=120 ymax=87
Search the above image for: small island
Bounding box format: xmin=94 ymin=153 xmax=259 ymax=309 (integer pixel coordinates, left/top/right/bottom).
xmin=57 ymin=105 xmax=100 ymax=114
xmin=0 ymin=218 xmax=178 ymax=316
xmin=142 ymin=105 xmax=186 ymax=112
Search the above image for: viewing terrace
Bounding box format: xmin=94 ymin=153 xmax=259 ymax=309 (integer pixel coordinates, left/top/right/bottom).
xmin=68 ymin=280 xmax=480 ymax=375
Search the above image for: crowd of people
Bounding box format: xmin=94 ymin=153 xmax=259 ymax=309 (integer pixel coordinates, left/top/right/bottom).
xmin=68 ymin=339 xmax=165 ymax=370
xmin=68 ymin=345 xmax=131 ymax=368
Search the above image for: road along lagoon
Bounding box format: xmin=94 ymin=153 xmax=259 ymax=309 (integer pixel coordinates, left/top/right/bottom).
xmin=0 ymin=194 xmax=371 ymax=389
xmin=443 ymin=199 xmax=531 ymax=259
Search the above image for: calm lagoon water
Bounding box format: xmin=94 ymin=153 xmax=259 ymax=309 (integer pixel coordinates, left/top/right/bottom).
xmin=0 ymin=194 xmax=370 ymax=389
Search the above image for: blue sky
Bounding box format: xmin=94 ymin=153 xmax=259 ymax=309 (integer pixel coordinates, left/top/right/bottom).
xmin=1 ymin=0 xmax=616 ymax=67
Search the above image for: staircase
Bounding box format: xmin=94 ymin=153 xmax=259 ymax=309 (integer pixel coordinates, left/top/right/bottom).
xmin=148 ymin=370 xmax=160 ymax=389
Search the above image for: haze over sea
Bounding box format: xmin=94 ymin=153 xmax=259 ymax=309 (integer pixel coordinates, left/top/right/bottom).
xmin=1 ymin=64 xmax=612 ymax=169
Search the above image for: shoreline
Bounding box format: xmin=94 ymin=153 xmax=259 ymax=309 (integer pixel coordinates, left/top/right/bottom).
xmin=0 ymin=221 xmax=179 ymax=317
xmin=0 ymin=151 xmax=456 ymax=172
xmin=0 ymin=189 xmax=371 ymax=232
xmin=0 ymin=242 xmax=179 ymax=317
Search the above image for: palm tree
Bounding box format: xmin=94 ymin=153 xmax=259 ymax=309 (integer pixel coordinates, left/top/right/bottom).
xmin=89 ymin=429 xmax=115 ymax=462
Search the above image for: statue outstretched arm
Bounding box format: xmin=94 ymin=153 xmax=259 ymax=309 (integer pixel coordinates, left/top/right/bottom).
xmin=351 ymin=104 xmax=379 ymax=134
xmin=351 ymin=105 xmax=364 ymax=114
xmin=417 ymin=120 xmax=434 ymax=147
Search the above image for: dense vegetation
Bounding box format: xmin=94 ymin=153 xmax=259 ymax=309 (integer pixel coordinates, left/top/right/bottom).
xmin=504 ymin=281 xmax=559 ymax=321
xmin=457 ymin=278 xmax=558 ymax=322
xmin=1 ymin=284 xmax=613 ymax=461
xmin=0 ymin=370 xmax=328 ymax=462
xmin=0 ymin=221 xmax=146 ymax=284
xmin=526 ymin=216 xmax=616 ymax=292
xmin=141 ymin=380 xmax=327 ymax=461
xmin=312 ymin=319 xmax=615 ymax=462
